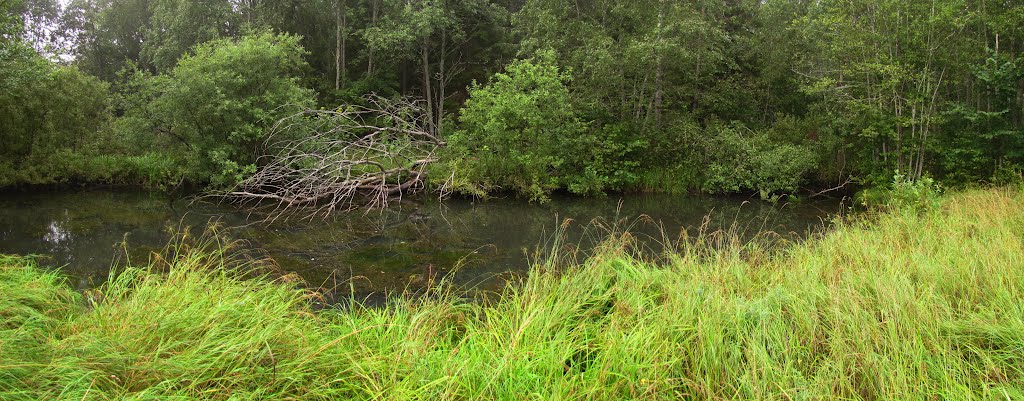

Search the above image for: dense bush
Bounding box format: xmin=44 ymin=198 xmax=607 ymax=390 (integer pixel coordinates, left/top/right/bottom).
xmin=441 ymin=53 xmax=589 ymax=201
xmin=700 ymin=122 xmax=818 ymax=197
xmin=121 ymin=32 xmax=316 ymax=187
xmin=857 ymin=172 xmax=943 ymax=213
xmin=0 ymin=49 xmax=113 ymax=186
xmin=938 ymin=50 xmax=1024 ymax=185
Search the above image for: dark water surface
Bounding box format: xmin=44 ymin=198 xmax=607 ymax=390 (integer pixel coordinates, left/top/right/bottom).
xmin=0 ymin=189 xmax=845 ymax=298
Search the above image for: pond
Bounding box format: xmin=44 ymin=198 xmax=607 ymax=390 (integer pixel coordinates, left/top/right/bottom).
xmin=0 ymin=189 xmax=846 ymax=301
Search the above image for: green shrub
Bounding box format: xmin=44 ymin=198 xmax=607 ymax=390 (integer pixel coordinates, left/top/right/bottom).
xmin=0 ymin=56 xmax=112 ymax=186
xmin=857 ymin=172 xmax=943 ymax=212
xmin=441 ymin=51 xmax=590 ymax=201
xmin=136 ymin=31 xmax=316 ymax=187
xmin=700 ymin=122 xmax=817 ymax=197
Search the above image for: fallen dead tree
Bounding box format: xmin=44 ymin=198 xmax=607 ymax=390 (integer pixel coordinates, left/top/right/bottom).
xmin=225 ymin=95 xmax=445 ymax=220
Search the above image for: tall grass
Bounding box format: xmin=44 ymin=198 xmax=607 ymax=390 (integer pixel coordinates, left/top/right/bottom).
xmin=2 ymin=188 xmax=1023 ymax=400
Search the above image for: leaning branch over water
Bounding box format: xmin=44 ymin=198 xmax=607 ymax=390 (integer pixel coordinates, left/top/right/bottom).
xmin=226 ymin=95 xmax=445 ymax=220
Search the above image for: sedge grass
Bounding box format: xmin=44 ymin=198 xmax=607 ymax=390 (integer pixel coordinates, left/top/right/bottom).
xmin=1 ymin=188 xmax=1023 ymax=400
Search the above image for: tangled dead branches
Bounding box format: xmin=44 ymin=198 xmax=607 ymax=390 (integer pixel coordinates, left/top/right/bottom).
xmin=225 ymin=95 xmax=445 ymax=220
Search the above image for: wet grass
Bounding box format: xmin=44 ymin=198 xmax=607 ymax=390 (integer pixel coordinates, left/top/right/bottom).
xmin=2 ymin=188 xmax=1023 ymax=400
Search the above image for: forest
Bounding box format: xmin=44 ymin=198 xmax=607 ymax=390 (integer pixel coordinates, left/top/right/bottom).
xmin=2 ymin=0 xmax=1022 ymax=204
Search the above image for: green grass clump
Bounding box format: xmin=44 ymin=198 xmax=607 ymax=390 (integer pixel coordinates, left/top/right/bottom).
xmin=0 ymin=255 xmax=82 ymax=398
xmin=2 ymin=188 xmax=1024 ymax=400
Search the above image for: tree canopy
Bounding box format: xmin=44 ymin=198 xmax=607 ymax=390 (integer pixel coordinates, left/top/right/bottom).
xmin=0 ymin=0 xmax=1021 ymax=199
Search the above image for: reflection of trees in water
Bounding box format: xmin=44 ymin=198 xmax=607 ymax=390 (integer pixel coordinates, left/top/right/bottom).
xmin=0 ymin=189 xmax=845 ymax=300
xmin=43 ymin=211 xmax=73 ymax=257
xmin=0 ymin=190 xmax=189 ymax=289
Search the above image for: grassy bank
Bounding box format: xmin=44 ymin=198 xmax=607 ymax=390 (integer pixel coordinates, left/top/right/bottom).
xmin=2 ymin=188 xmax=1024 ymax=400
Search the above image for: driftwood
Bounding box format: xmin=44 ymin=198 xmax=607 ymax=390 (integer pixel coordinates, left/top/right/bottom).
xmin=226 ymin=95 xmax=445 ymax=220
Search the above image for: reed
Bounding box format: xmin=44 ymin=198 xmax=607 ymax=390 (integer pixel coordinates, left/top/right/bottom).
xmin=2 ymin=188 xmax=1023 ymax=400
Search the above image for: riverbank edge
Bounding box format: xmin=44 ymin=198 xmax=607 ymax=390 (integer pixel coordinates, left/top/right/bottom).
xmin=2 ymin=187 xmax=1023 ymax=399
xmin=0 ymin=178 xmax=858 ymax=209
xmin=0 ymin=157 xmax=860 ymax=202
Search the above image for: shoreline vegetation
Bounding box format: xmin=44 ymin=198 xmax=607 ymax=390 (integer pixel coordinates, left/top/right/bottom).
xmin=3 ymin=187 xmax=1023 ymax=399
xmin=5 ymin=1 xmax=1023 ymax=208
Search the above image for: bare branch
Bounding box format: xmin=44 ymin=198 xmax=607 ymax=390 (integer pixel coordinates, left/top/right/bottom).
xmin=224 ymin=95 xmax=446 ymax=221
xmin=810 ymin=175 xmax=854 ymax=198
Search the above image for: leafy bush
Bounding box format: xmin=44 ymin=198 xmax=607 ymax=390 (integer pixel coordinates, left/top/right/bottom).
xmin=574 ymin=122 xmax=648 ymax=193
xmin=0 ymin=50 xmax=113 ymax=186
xmin=938 ymin=50 xmax=1024 ymax=185
xmin=0 ymin=31 xmax=316 ymax=190
xmin=136 ymin=31 xmax=316 ymax=187
xmin=441 ymin=51 xmax=589 ymax=201
xmin=700 ymin=122 xmax=817 ymax=197
xmin=858 ymin=172 xmax=943 ymax=213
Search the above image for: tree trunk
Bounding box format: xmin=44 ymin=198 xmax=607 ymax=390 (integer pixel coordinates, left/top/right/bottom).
xmin=653 ymin=2 xmax=665 ymax=129
xmin=421 ymin=41 xmax=434 ymax=135
xmin=367 ymin=0 xmax=378 ymax=75
xmin=436 ymin=30 xmax=446 ymax=135
xmin=334 ymin=0 xmax=347 ymax=91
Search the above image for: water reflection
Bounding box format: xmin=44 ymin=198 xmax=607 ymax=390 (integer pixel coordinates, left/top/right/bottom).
xmin=0 ymin=189 xmax=846 ymax=297
xmin=43 ymin=214 xmax=73 ymax=253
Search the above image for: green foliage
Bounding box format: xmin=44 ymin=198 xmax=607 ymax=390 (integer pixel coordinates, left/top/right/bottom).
xmin=700 ymin=123 xmax=818 ymax=197
xmin=939 ymin=49 xmax=1024 ymax=184
xmin=64 ymin=0 xmax=237 ymax=77
xmin=857 ymin=172 xmax=943 ymax=213
xmin=790 ymin=0 xmax=1024 ymax=189
xmin=0 ymin=0 xmax=22 ymax=38
xmin=444 ymin=52 xmax=676 ymax=200
xmin=131 ymin=32 xmax=315 ymax=187
xmin=4 ymin=0 xmax=1024 ymax=196
xmin=142 ymin=0 xmax=237 ymax=71
xmin=443 ymin=53 xmax=588 ymax=201
xmin=517 ymin=0 xmax=730 ymax=124
xmin=0 ymin=52 xmax=114 ymax=186
xmin=575 ymin=122 xmax=647 ymax=193
xmin=62 ymin=0 xmax=155 ymax=79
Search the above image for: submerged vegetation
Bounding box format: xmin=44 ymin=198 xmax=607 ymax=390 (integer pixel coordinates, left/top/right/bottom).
xmin=2 ymin=187 xmax=1023 ymax=399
